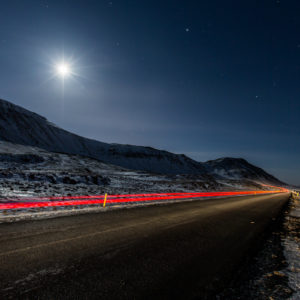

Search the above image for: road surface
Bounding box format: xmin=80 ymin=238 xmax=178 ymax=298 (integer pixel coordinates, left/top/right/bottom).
xmin=0 ymin=192 xmax=290 ymax=299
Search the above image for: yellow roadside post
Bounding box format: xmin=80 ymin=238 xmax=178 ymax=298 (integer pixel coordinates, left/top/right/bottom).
xmin=103 ymin=193 xmax=107 ymax=208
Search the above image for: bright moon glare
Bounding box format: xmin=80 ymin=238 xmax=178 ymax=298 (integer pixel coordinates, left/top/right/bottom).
xmin=56 ymin=63 xmax=70 ymax=77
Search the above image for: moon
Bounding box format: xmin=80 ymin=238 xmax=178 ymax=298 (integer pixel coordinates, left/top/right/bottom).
xmin=56 ymin=63 xmax=71 ymax=78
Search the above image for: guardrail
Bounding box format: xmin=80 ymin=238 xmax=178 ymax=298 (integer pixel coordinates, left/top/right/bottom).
xmin=0 ymin=186 xmax=289 ymax=210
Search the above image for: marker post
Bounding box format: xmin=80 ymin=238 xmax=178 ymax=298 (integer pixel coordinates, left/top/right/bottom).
xmin=103 ymin=193 xmax=107 ymax=208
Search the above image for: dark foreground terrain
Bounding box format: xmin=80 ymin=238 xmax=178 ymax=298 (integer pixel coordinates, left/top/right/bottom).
xmin=0 ymin=193 xmax=290 ymax=299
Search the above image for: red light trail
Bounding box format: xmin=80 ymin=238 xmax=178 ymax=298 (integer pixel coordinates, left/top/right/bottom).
xmin=0 ymin=186 xmax=288 ymax=210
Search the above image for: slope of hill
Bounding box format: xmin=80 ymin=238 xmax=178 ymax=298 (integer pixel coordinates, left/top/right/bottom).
xmin=0 ymin=98 xmax=284 ymax=185
xmin=204 ymin=157 xmax=284 ymax=185
xmin=0 ymin=99 xmax=207 ymax=175
xmin=0 ymin=141 xmax=222 ymax=200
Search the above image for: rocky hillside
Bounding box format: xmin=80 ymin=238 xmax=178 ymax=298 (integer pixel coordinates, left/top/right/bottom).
xmin=0 ymin=98 xmax=284 ymax=185
xmin=0 ymin=99 xmax=207 ymax=175
xmin=205 ymin=157 xmax=283 ymax=185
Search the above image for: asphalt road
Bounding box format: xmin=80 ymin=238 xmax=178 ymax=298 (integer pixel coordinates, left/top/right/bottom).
xmin=0 ymin=192 xmax=290 ymax=299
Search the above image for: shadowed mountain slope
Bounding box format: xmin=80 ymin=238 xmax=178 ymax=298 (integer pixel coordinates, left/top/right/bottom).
xmin=0 ymin=99 xmax=284 ymax=184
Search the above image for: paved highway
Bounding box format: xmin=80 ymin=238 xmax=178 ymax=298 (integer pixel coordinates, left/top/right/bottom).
xmin=0 ymin=192 xmax=290 ymax=299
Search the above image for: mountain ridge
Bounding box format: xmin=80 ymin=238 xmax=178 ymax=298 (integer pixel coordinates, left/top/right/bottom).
xmin=0 ymin=98 xmax=284 ymax=185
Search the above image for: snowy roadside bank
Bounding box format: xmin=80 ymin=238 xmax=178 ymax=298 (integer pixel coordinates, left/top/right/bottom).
xmin=283 ymin=193 xmax=300 ymax=299
xmin=216 ymin=192 xmax=299 ymax=299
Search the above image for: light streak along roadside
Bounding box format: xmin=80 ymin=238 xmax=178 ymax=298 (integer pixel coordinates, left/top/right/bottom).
xmin=0 ymin=187 xmax=288 ymax=210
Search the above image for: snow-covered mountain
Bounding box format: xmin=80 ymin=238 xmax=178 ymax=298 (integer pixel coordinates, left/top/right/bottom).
xmin=205 ymin=157 xmax=283 ymax=185
xmin=0 ymin=141 xmax=223 ymax=200
xmin=0 ymin=99 xmax=207 ymax=175
xmin=0 ymin=98 xmax=284 ymax=185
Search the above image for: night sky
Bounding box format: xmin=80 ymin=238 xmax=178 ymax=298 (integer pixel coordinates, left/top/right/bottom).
xmin=0 ymin=1 xmax=299 ymax=185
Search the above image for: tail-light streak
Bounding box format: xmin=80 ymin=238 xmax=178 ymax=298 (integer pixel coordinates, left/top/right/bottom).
xmin=0 ymin=186 xmax=288 ymax=210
